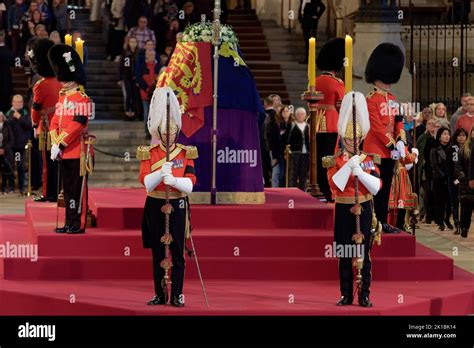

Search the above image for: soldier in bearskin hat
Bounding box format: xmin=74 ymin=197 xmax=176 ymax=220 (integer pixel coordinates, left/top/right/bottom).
xmin=28 ymin=38 xmax=63 ymax=202
xmin=315 ymin=37 xmax=345 ymax=202
xmin=363 ymin=43 xmax=406 ymax=234
xmin=48 ymin=44 xmax=93 ymax=234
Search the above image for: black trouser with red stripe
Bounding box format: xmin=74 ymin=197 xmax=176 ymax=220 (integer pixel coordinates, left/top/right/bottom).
xmin=42 ymin=149 xmax=58 ymax=200
xmin=61 ymin=159 xmax=88 ymax=231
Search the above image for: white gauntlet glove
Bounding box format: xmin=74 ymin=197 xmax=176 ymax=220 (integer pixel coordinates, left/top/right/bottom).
xmin=50 ymin=144 xmax=61 ymax=161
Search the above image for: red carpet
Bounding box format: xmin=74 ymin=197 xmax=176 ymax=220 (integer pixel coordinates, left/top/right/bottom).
xmin=1 ymin=188 xmax=473 ymax=315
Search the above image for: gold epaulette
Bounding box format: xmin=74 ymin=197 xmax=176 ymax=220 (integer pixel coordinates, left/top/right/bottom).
xmin=322 ymin=155 xmax=336 ymax=168
xmin=332 ymin=75 xmax=343 ymax=83
xmin=34 ymin=78 xmax=45 ymax=87
xmin=366 ymin=91 xmax=375 ymax=99
xmin=136 ymin=145 xmax=151 ymax=160
xmin=362 ymin=152 xmax=381 ymax=165
xmin=176 ymin=144 xmax=199 ymax=159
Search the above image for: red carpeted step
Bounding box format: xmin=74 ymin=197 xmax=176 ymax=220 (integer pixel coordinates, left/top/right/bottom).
xmin=3 ymin=244 xmax=453 ymax=281
xmin=35 ymin=229 xmax=416 ymax=258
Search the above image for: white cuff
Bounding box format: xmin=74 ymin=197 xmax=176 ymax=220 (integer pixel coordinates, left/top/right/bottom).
xmin=173 ymin=177 xmax=193 ymax=194
xmin=144 ymin=170 xmax=163 ymax=192
xmin=357 ymin=171 xmax=381 ymax=195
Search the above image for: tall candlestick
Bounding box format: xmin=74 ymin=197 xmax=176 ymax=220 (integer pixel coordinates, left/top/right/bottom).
xmin=308 ymin=37 xmax=316 ymax=88
xmin=65 ymin=34 xmax=72 ymax=46
xmin=344 ymin=35 xmax=353 ymax=93
xmin=75 ymin=38 xmax=84 ymax=63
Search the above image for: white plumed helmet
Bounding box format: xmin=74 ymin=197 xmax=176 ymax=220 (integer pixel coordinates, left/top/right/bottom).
xmin=337 ymin=91 xmax=370 ymax=140
xmin=147 ymin=87 xmax=182 ymax=141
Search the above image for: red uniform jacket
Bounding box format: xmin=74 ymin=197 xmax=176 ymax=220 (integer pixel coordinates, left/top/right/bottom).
xmin=314 ymin=72 xmax=345 ymax=133
xmin=362 ymin=87 xmax=405 ymax=159
xmin=31 ymin=77 xmax=62 ymax=147
xmin=138 ymin=143 xmax=198 ymax=198
xmin=49 ymin=87 xmax=93 ymax=159
xmin=325 ymin=150 xmax=382 ymax=204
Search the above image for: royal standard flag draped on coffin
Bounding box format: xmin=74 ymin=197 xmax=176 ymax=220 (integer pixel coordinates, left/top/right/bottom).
xmin=156 ymin=23 xmax=265 ymax=204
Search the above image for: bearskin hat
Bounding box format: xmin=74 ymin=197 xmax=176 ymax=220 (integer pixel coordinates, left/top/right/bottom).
xmin=47 ymin=44 xmax=86 ymax=86
xmin=316 ymin=38 xmax=345 ymax=72
xmin=28 ymin=38 xmax=56 ymax=78
xmin=365 ymin=43 xmax=404 ymax=84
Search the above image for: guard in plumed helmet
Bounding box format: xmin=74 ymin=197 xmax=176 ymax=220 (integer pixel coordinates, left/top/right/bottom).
xmin=28 ymin=38 xmax=63 ymax=202
xmin=137 ymin=87 xmax=198 ymax=307
xmin=323 ymin=91 xmax=382 ymax=307
xmin=363 ymin=43 xmax=406 ymax=234
xmin=48 ymin=44 xmax=93 ymax=234
xmin=315 ymin=37 xmax=345 ymax=202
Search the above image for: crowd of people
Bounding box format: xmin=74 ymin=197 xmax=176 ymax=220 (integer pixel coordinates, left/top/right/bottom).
xmin=258 ymin=92 xmax=474 ymax=238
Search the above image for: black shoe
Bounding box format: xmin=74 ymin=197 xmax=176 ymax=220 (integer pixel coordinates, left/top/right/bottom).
xmin=336 ymin=296 xmax=353 ymax=306
xmin=147 ymin=294 xmax=167 ymax=306
xmin=55 ymin=225 xmax=69 ymax=233
xmin=444 ymin=219 xmax=454 ymax=230
xmin=66 ymin=227 xmax=85 ymax=234
xmin=382 ymin=223 xmax=401 ymax=234
xmin=454 ymin=226 xmax=461 ymax=235
xmin=34 ymin=196 xmax=48 ymax=202
xmin=358 ymin=296 xmax=373 ymax=308
xmin=171 ymin=295 xmax=185 ymax=307
xmin=461 ymin=229 xmax=468 ymax=238
xmin=438 ymin=224 xmax=445 ymax=231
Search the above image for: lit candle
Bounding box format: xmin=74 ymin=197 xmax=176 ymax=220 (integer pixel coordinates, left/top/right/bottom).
xmin=75 ymin=38 xmax=84 ymax=63
xmin=344 ymin=35 xmax=353 ymax=93
xmin=65 ymin=34 xmax=72 ymax=46
xmin=308 ymin=37 xmax=316 ymax=88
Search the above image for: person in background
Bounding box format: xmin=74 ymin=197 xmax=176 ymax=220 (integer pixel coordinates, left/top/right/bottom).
xmin=49 ymin=30 xmax=61 ymax=44
xmin=449 ymin=127 xmax=467 ymax=234
xmin=118 ymin=36 xmax=140 ymax=121
xmin=451 ymin=93 xmax=471 ymax=133
xmin=271 ymin=94 xmax=282 ymax=114
xmin=266 ymin=96 xmax=284 ymax=188
xmin=279 ymin=104 xmax=293 ymax=187
xmin=0 ymin=30 xmax=14 ymax=113
xmin=0 ymin=1 xmax=7 ymax=32
xmin=137 ymin=48 xmax=160 ymax=138
xmin=455 ymin=96 xmax=474 ymax=133
xmin=110 ymin=0 xmax=126 ymax=62
xmin=179 ymin=1 xmax=198 ymax=29
xmin=5 ymin=94 xmax=32 ymax=195
xmin=20 ymin=1 xmax=38 ymax=46
xmin=7 ymin=0 xmax=25 ymax=56
xmin=28 ymin=9 xmax=46 ymax=37
xmin=0 ymin=111 xmax=15 ymax=194
xmin=124 ymin=0 xmax=151 ymax=30
xmin=52 ymin=0 xmax=69 ymax=40
xmin=127 ymin=16 xmax=155 ymax=49
xmin=454 ymin=125 xmax=474 ymax=238
xmin=35 ymin=0 xmax=52 ymax=29
xmin=260 ymin=96 xmax=274 ymax=187
xmin=434 ymin=102 xmax=450 ymax=129
xmin=298 ymin=0 xmax=325 ymax=64
xmin=165 ymin=19 xmax=179 ymax=49
xmin=430 ymin=127 xmax=452 ymax=231
xmin=34 ymin=23 xmax=49 ymax=38
xmin=418 ymin=117 xmax=441 ymax=224
xmin=286 ymin=107 xmax=309 ymax=191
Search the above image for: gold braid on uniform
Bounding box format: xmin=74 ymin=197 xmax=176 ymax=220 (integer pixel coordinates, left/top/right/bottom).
xmin=136 ymin=145 xmax=152 ymax=161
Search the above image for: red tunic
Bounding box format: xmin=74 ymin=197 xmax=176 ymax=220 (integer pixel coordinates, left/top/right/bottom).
xmin=389 ymin=152 xmax=417 ymax=210
xmin=139 ymin=143 xmax=197 ymax=196
xmin=362 ymin=88 xmax=405 ymax=159
xmin=31 ymin=77 xmax=62 ymax=146
xmin=326 ymin=151 xmax=382 ymax=204
xmin=314 ymin=73 xmax=345 ymax=133
xmin=49 ymin=87 xmax=93 ymax=159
